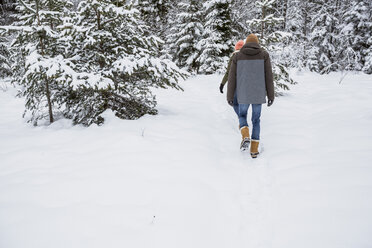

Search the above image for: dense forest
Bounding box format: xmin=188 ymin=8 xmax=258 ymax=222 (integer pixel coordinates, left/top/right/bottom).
xmin=0 ymin=0 xmax=371 ymax=126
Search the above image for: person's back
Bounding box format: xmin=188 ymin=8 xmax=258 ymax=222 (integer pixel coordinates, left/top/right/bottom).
xmin=226 ymin=34 xmax=274 ymax=158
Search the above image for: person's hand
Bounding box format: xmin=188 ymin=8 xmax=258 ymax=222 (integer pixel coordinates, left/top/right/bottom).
xmin=267 ymin=99 xmax=274 ymax=107
xmin=219 ymin=84 xmax=224 ymax=94
xmin=228 ymin=100 xmax=234 ymax=106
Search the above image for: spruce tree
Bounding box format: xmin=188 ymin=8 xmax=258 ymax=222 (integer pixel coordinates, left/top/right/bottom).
xmin=307 ymin=0 xmax=340 ymax=73
xmin=197 ymin=0 xmax=234 ymax=74
xmin=0 ymin=0 xmax=16 ymax=79
xmin=230 ymin=0 xmax=256 ymax=36
xmin=61 ymin=0 xmax=186 ymax=126
xmin=10 ymin=0 xmax=72 ymax=125
xmin=0 ymin=33 xmax=11 ymax=78
xmin=136 ymin=0 xmax=171 ymax=40
xmin=363 ymin=37 xmax=372 ymax=74
xmin=0 ymin=0 xmax=16 ymax=25
xmin=340 ymin=0 xmax=372 ymax=72
xmin=247 ymin=0 xmax=296 ymax=94
xmin=281 ymin=0 xmax=307 ymax=68
xmin=167 ymin=0 xmax=204 ymax=73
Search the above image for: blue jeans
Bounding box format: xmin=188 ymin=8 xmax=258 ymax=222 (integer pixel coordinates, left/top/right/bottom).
xmin=233 ymin=92 xmax=239 ymax=116
xmin=238 ymin=104 xmax=262 ymax=140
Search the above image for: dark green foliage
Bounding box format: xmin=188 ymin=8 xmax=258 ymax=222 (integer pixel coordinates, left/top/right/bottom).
xmin=273 ymin=63 xmax=296 ymax=96
xmin=64 ymin=86 xmax=158 ymax=126
xmin=136 ymin=0 xmax=171 ymax=39
xmin=0 ymin=34 xmax=11 ymax=78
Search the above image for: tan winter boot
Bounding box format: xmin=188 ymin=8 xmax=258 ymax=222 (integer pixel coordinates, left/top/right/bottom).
xmin=240 ymin=126 xmax=250 ymax=151
xmin=250 ymin=140 xmax=260 ymax=158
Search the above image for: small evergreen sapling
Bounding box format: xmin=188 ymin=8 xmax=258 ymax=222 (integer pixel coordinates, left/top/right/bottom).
xmin=10 ymin=0 xmax=73 ymax=125
xmin=60 ymin=0 xmax=186 ymax=126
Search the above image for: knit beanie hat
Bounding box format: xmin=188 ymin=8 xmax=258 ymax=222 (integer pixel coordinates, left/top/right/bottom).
xmin=234 ymin=40 xmax=245 ymax=50
xmin=246 ymin=34 xmax=259 ymax=44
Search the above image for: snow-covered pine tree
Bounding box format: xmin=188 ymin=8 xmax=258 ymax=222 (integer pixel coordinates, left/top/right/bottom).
xmin=340 ymin=0 xmax=372 ymax=72
xmin=362 ymin=0 xmax=372 ymax=74
xmin=247 ymin=0 xmax=286 ymax=47
xmin=247 ymin=0 xmax=296 ymax=94
xmin=10 ymin=0 xmax=73 ymax=125
xmin=230 ymin=0 xmax=256 ymax=36
xmin=307 ymin=0 xmax=340 ymax=73
xmin=280 ymin=0 xmax=307 ymax=68
xmin=60 ymin=0 xmax=186 ymax=126
xmin=167 ymin=0 xmax=204 ymax=73
xmin=0 ymin=33 xmax=12 ymax=78
xmin=0 ymin=0 xmax=16 ymax=79
xmin=0 ymin=0 xmax=16 ymax=25
xmin=364 ymin=37 xmax=372 ymax=74
xmin=136 ymin=0 xmax=171 ymax=40
xmin=197 ymin=0 xmax=234 ymax=74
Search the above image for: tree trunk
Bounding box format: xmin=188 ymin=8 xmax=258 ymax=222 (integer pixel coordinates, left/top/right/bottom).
xmin=283 ymin=0 xmax=288 ymax=30
xmin=36 ymin=0 xmax=54 ymax=123
xmin=261 ymin=5 xmax=265 ymax=39
xmin=45 ymin=79 xmax=54 ymax=123
xmin=303 ymin=1 xmax=308 ymax=38
xmin=96 ymin=7 xmax=101 ymax=30
xmin=48 ymin=0 xmax=54 ymax=29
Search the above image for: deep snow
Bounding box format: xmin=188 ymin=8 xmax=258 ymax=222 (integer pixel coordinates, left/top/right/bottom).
xmin=1 ymin=71 xmax=372 ymax=248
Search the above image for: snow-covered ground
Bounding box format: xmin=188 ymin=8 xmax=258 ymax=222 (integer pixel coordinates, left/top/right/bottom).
xmin=1 ymin=71 xmax=372 ymax=248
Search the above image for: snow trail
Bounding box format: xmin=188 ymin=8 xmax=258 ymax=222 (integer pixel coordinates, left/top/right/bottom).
xmin=157 ymin=75 xmax=275 ymax=247
xmin=1 ymin=72 xmax=372 ymax=248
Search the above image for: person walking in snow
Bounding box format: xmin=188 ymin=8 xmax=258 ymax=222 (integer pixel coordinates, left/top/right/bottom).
xmin=220 ymin=40 xmax=245 ymax=115
xmin=227 ymin=34 xmax=275 ymax=158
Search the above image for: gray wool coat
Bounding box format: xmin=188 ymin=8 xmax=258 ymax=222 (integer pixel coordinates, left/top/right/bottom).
xmin=227 ymin=43 xmax=275 ymax=104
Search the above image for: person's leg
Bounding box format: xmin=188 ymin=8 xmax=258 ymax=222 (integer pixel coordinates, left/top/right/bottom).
xmin=239 ymin=103 xmax=250 ymax=150
xmin=250 ymin=104 xmax=262 ymax=157
xmin=238 ymin=104 xmax=250 ymax=129
xmin=233 ymin=92 xmax=239 ymax=116
xmin=251 ymin=104 xmax=262 ymax=140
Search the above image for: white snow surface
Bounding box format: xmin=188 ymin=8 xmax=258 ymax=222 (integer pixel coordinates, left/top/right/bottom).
xmin=1 ymin=71 xmax=372 ymax=248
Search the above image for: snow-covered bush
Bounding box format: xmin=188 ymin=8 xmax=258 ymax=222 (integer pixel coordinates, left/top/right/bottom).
xmin=7 ymin=0 xmax=186 ymax=126
xmin=59 ymin=0 xmax=187 ymax=126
